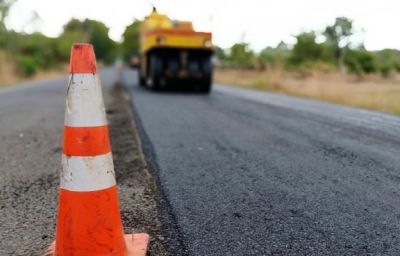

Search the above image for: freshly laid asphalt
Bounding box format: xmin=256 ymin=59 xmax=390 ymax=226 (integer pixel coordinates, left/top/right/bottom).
xmin=123 ymin=69 xmax=400 ymax=255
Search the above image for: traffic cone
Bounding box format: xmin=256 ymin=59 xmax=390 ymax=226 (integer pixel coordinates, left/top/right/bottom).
xmin=45 ymin=43 xmax=149 ymax=256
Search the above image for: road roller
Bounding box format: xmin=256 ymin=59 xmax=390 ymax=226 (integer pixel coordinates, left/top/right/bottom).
xmin=139 ymin=8 xmax=213 ymax=92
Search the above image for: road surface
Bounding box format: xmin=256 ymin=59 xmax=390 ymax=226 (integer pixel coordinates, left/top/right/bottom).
xmin=2 ymin=68 xmax=400 ymax=255
xmin=122 ymin=69 xmax=400 ymax=255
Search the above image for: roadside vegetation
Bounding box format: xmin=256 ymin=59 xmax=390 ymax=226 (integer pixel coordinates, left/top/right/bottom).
xmin=0 ymin=0 xmax=141 ymax=86
xmin=216 ymin=17 xmax=400 ymax=77
xmin=0 ymin=7 xmax=120 ymax=84
xmin=214 ymin=17 xmax=400 ymax=115
xmin=0 ymin=0 xmax=129 ymax=85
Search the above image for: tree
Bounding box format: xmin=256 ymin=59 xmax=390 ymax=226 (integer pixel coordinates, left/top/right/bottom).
xmin=121 ymin=19 xmax=141 ymax=63
xmin=0 ymin=0 xmax=15 ymax=50
xmin=323 ymin=17 xmax=353 ymax=69
xmin=0 ymin=0 xmax=14 ymax=29
xmin=344 ymin=48 xmax=376 ymax=75
xmin=228 ymin=43 xmax=254 ymax=68
xmin=88 ymin=20 xmax=117 ymax=63
xmin=56 ymin=30 xmax=85 ymax=61
xmin=59 ymin=18 xmax=117 ymax=64
xmin=19 ymin=32 xmax=57 ymax=68
xmin=258 ymin=41 xmax=290 ymax=69
xmin=214 ymin=46 xmax=227 ymax=61
xmin=374 ymin=49 xmax=400 ymax=76
xmin=290 ymin=32 xmax=324 ymax=65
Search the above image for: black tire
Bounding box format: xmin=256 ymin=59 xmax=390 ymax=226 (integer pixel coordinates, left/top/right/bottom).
xmin=167 ymin=58 xmax=179 ymax=88
xmin=199 ymin=57 xmax=212 ymax=93
xmin=148 ymin=53 xmax=164 ymax=90
xmin=139 ymin=76 xmax=146 ymax=87
xmin=199 ymin=82 xmax=212 ymax=93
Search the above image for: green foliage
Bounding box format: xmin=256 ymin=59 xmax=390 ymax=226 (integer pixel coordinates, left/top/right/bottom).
xmin=88 ymin=21 xmax=117 ymax=64
xmin=17 ymin=55 xmax=37 ymax=77
xmin=373 ymin=49 xmax=400 ymax=77
xmin=258 ymin=42 xmax=290 ymax=69
xmin=344 ymin=49 xmax=376 ymax=74
xmin=289 ymin=32 xmax=324 ymax=65
xmin=61 ymin=19 xmax=117 ymax=64
xmin=19 ymin=32 xmax=58 ymax=69
xmin=227 ymin=43 xmax=254 ymax=68
xmin=324 ymin=17 xmax=353 ymax=46
xmin=0 ymin=0 xmax=15 ymax=50
xmin=323 ymin=17 xmax=353 ymax=68
xmin=216 ymin=16 xmax=400 ymax=77
xmin=2 ymin=12 xmax=400 ymax=79
xmin=395 ymin=63 xmax=400 ymax=72
xmin=4 ymin=32 xmax=59 ymax=77
xmin=121 ymin=20 xmax=141 ymax=63
xmin=379 ymin=63 xmax=392 ymax=77
xmin=56 ymin=31 xmax=84 ymax=61
xmin=214 ymin=46 xmax=227 ymax=61
xmin=1 ymin=17 xmax=118 ymax=77
xmin=63 ymin=19 xmax=87 ymax=33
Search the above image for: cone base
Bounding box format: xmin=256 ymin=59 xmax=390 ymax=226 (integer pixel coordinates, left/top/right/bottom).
xmin=44 ymin=233 xmax=150 ymax=256
xmin=125 ymin=233 xmax=150 ymax=256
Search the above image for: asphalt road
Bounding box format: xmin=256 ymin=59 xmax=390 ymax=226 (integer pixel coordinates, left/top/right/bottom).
xmin=123 ymin=69 xmax=400 ymax=255
xmin=2 ymin=68 xmax=400 ymax=256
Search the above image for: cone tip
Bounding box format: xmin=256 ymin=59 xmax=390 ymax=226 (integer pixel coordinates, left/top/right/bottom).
xmin=69 ymin=43 xmax=97 ymax=74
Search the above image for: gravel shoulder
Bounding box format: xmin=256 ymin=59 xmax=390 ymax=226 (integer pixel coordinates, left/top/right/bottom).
xmin=107 ymin=84 xmax=169 ymax=255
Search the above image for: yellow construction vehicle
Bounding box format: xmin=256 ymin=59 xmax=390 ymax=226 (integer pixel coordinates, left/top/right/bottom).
xmin=139 ymin=8 xmax=213 ymax=92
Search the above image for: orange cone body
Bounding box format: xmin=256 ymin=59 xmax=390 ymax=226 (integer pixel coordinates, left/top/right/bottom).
xmin=45 ymin=44 xmax=149 ymax=256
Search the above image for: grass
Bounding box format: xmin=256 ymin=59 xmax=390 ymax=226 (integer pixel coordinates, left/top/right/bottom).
xmin=0 ymin=51 xmax=68 ymax=87
xmin=214 ymin=68 xmax=400 ymax=115
xmin=0 ymin=51 xmax=19 ymax=86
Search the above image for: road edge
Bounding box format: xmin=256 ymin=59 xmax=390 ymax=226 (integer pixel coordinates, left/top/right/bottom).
xmin=119 ymin=71 xmax=189 ymax=256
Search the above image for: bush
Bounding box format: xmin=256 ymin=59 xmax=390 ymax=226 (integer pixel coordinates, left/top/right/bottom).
xmin=228 ymin=43 xmax=255 ymax=69
xmin=289 ymin=32 xmax=325 ymax=65
xmin=121 ymin=20 xmax=141 ymax=63
xmin=379 ymin=63 xmax=392 ymax=77
xmin=258 ymin=44 xmax=290 ymax=70
xmin=394 ymin=62 xmax=400 ymax=72
xmin=344 ymin=49 xmax=377 ymax=74
xmin=17 ymin=56 xmax=37 ymax=77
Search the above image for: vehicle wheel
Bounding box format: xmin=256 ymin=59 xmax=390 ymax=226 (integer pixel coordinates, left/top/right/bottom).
xmin=199 ymin=57 xmax=212 ymax=93
xmin=167 ymin=58 xmax=179 ymax=88
xmin=148 ymin=54 xmax=163 ymax=90
xmin=199 ymin=82 xmax=212 ymax=93
xmin=139 ymin=76 xmax=146 ymax=87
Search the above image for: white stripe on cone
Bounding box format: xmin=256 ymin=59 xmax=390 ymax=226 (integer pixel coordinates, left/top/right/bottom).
xmin=65 ymin=74 xmax=107 ymax=127
xmin=61 ymin=153 xmax=116 ymax=191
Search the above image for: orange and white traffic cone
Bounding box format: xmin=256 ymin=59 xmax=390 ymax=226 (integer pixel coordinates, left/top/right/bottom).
xmin=45 ymin=43 xmax=149 ymax=256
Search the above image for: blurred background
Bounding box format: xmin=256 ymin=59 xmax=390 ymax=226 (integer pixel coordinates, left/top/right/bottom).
xmin=1 ymin=0 xmax=400 ymax=113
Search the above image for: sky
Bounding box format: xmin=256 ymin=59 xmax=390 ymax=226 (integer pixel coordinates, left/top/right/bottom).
xmin=5 ymin=0 xmax=400 ymax=51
